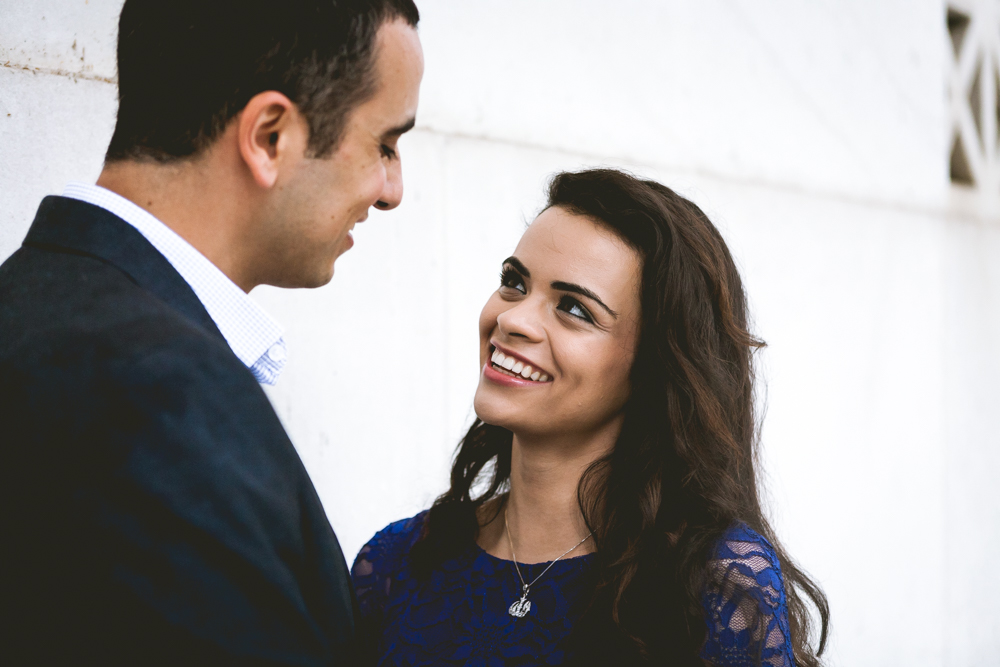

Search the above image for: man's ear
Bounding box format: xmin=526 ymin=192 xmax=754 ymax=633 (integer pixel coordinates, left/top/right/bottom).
xmin=237 ymin=91 xmax=308 ymax=189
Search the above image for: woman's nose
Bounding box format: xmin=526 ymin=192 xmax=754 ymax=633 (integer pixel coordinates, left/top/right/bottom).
xmin=495 ymin=298 xmax=544 ymax=341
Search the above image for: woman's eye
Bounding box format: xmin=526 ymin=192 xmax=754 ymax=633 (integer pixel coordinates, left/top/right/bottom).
xmin=499 ymin=268 xmax=526 ymax=294
xmin=558 ymin=296 xmax=593 ymax=323
xmin=380 ymin=144 xmax=397 ymax=159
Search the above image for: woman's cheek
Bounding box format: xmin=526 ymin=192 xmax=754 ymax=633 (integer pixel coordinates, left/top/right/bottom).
xmin=587 ymin=351 xmax=633 ymax=413
xmin=481 ymin=293 xmax=502 ymax=325
xmin=478 ymin=294 xmax=504 ymax=363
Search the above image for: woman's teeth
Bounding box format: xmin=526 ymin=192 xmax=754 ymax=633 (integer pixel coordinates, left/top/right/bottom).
xmin=490 ymin=349 xmax=549 ymax=382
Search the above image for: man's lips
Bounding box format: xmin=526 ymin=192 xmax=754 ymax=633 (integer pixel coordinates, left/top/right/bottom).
xmin=343 ymin=217 xmax=365 ymax=250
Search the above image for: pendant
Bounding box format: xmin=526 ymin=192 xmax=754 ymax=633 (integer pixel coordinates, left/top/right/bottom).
xmin=508 ymin=585 xmax=531 ymax=618
xmin=508 ymin=595 xmax=531 ymax=618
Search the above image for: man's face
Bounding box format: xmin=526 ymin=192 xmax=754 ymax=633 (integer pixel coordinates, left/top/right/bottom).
xmin=264 ymin=19 xmax=423 ymax=288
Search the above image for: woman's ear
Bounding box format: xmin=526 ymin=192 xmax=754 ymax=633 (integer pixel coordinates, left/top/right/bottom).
xmin=237 ymin=91 xmax=308 ymax=188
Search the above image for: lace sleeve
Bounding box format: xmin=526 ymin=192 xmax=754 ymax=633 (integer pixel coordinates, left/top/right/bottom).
xmin=700 ymin=525 xmax=794 ymax=667
xmin=350 ymin=513 xmax=427 ymax=664
xmin=351 ymin=539 xmax=389 ymax=622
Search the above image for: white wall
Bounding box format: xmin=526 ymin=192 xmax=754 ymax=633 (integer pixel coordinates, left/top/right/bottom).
xmin=2 ymin=2 xmax=998 ymax=665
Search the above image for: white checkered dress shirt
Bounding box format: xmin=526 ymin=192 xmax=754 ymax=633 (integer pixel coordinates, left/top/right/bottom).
xmin=63 ymin=182 xmax=288 ymax=385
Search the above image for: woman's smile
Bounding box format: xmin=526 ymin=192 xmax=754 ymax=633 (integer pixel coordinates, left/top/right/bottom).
xmin=485 ymin=343 xmax=552 ymax=384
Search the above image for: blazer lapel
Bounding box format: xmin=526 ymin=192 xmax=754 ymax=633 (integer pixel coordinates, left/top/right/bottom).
xmin=23 ymin=196 xmax=226 ymax=343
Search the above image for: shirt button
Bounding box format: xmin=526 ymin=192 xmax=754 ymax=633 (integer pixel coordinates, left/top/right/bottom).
xmin=268 ymin=343 xmax=287 ymax=363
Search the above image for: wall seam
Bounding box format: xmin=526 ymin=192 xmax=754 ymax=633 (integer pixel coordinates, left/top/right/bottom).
xmin=1 ymin=61 xmax=115 ymax=84
xmin=410 ymin=126 xmax=982 ymax=224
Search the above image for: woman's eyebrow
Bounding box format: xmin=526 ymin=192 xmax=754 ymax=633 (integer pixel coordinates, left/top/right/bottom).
xmin=502 ymin=256 xmax=530 ymax=277
xmin=551 ymin=281 xmax=618 ymax=319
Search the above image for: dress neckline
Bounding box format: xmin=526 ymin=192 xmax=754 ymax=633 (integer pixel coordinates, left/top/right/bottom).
xmin=473 ymin=542 xmax=595 ymax=567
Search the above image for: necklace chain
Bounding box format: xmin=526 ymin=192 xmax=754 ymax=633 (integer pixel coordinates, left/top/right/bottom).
xmin=503 ymin=509 xmax=592 ymax=599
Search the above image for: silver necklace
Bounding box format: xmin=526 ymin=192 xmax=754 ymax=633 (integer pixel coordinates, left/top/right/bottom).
xmin=504 ymin=509 xmax=592 ymax=618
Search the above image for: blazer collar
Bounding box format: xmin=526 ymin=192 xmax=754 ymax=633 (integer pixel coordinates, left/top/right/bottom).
xmin=23 ymin=195 xmax=225 ymax=342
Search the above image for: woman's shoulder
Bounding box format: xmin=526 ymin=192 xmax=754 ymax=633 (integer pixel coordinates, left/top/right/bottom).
xmin=711 ymin=522 xmax=782 ymax=569
xmin=706 ymin=521 xmax=786 ymax=600
xmin=701 ymin=522 xmax=794 ymax=666
xmin=354 ymin=510 xmax=428 ymax=570
xmin=370 ymin=511 xmax=429 ymax=548
xmin=351 ymin=511 xmax=430 ymax=620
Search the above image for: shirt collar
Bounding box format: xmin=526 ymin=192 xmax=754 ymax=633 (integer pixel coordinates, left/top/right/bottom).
xmin=62 ymin=182 xmax=287 ymax=385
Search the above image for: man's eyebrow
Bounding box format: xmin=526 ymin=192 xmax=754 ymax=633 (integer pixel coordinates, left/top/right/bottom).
xmin=551 ymin=281 xmax=618 ymax=319
xmin=502 ymin=256 xmax=530 ymax=277
xmin=383 ymin=117 xmax=416 ymax=138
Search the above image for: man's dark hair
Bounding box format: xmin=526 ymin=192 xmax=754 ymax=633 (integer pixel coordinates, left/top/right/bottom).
xmin=106 ymin=0 xmax=419 ymax=163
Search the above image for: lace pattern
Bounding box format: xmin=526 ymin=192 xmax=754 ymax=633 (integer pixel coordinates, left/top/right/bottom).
xmin=352 ymin=513 xmax=794 ymax=666
xmin=700 ymin=524 xmax=794 ymax=667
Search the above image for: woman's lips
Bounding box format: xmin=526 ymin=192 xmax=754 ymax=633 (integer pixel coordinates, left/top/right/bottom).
xmin=489 ymin=347 xmax=550 ymax=382
xmin=483 ymin=343 xmax=552 ymax=387
xmin=483 ymin=361 xmax=548 ymax=387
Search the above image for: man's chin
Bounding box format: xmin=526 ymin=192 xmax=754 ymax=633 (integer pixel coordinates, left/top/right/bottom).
xmin=304 ymin=264 xmax=336 ymax=288
xmin=261 ymin=261 xmax=336 ymax=289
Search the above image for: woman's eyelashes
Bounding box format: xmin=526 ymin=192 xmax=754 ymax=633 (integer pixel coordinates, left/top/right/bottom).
xmin=557 ymin=295 xmax=594 ymax=323
xmin=499 ymin=266 xmax=527 ymax=295
xmin=380 ymin=144 xmax=397 ymax=160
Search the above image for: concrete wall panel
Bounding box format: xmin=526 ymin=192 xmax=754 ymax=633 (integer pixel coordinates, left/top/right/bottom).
xmin=417 ymin=0 xmax=948 ymax=207
xmin=0 ymin=66 xmax=115 ymax=254
xmin=943 ymin=219 xmax=1000 ymax=666
xmin=0 ymin=0 xmax=120 ymax=78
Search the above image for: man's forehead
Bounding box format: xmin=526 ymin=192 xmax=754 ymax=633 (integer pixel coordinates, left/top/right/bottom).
xmin=365 ymin=21 xmax=422 ymax=131
xmin=373 ymin=19 xmax=424 ymax=87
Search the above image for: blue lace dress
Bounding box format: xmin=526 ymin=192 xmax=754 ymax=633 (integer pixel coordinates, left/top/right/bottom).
xmin=352 ymin=512 xmax=794 ymax=667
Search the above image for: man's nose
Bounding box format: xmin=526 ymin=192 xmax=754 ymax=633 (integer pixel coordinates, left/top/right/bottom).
xmin=374 ymin=160 xmax=403 ymax=211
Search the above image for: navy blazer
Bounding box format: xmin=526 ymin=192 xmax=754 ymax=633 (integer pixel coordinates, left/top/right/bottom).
xmin=0 ymin=197 xmax=356 ymax=665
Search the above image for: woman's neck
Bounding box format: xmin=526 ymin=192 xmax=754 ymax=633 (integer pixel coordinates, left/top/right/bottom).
xmin=478 ymin=421 xmax=620 ymax=563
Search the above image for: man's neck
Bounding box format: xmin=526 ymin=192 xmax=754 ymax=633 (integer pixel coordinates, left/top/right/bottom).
xmin=96 ymin=156 xmax=257 ymax=292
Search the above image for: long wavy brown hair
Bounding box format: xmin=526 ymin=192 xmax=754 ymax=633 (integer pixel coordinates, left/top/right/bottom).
xmin=410 ymin=169 xmax=829 ymax=666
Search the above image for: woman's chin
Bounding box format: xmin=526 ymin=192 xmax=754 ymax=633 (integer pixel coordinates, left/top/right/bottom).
xmin=473 ymin=389 xmax=523 ymax=432
xmin=472 ymin=395 xmax=501 ymax=427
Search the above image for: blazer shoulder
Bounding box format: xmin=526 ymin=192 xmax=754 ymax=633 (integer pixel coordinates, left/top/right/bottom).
xmin=1 ymin=244 xmax=242 ymax=383
xmin=1 ymin=203 xmax=225 ymax=358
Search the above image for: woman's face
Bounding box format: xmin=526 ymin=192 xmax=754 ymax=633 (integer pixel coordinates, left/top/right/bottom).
xmin=474 ymin=206 xmax=642 ymax=440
